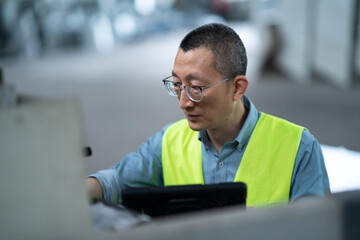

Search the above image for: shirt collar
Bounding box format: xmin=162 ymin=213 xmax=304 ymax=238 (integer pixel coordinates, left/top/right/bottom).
xmin=235 ymin=95 xmax=260 ymax=150
xmin=198 ymin=95 xmax=260 ymax=151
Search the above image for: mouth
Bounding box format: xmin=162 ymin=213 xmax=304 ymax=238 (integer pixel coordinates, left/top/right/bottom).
xmin=185 ymin=113 xmax=200 ymax=121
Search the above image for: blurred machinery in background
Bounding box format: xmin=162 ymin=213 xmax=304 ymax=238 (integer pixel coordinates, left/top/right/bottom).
xmin=0 ymin=0 xmax=248 ymax=58
xmin=1 ymin=0 xmax=359 ymax=87
xmin=250 ymin=0 xmax=360 ymax=88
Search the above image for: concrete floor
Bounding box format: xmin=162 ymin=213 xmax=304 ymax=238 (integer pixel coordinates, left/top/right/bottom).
xmin=1 ymin=22 xmax=360 ymax=174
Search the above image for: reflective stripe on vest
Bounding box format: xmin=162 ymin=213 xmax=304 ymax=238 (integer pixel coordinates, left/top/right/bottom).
xmin=161 ymin=113 xmax=305 ymax=207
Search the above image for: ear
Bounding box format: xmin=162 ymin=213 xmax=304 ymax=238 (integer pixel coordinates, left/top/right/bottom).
xmin=233 ymin=75 xmax=248 ymax=101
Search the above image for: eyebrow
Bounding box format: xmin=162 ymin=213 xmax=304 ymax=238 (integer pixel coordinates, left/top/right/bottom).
xmin=171 ymin=70 xmax=178 ymax=78
xmin=171 ymin=70 xmax=208 ymax=83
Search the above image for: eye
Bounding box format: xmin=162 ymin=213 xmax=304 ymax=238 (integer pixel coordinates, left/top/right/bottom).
xmin=188 ymin=85 xmax=202 ymax=94
xmin=189 ymin=85 xmax=202 ymax=90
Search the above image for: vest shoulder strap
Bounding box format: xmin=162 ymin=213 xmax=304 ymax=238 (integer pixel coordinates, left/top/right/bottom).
xmin=162 ymin=119 xmax=203 ymax=186
xmin=235 ymin=112 xmax=304 ymax=206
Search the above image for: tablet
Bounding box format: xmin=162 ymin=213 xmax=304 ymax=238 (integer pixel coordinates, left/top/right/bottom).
xmin=122 ymin=182 xmax=247 ymax=217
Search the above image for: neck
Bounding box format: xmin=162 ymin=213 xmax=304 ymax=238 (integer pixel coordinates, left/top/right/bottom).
xmin=206 ymin=100 xmax=248 ymax=153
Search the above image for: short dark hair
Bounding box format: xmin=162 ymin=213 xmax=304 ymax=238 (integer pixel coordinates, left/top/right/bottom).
xmin=180 ymin=23 xmax=247 ymax=77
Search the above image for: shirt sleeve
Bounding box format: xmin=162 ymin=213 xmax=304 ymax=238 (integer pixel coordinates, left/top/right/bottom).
xmin=289 ymin=130 xmax=331 ymax=202
xmin=89 ymin=124 xmax=171 ymax=204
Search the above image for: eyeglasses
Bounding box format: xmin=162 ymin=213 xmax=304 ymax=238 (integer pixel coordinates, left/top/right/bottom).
xmin=162 ymin=76 xmax=233 ymax=102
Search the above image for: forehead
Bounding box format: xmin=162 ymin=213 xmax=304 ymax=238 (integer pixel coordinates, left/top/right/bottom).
xmin=172 ymin=47 xmax=220 ymax=82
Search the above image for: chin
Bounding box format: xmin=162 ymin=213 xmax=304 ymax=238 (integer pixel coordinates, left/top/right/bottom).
xmin=187 ymin=120 xmax=206 ymax=132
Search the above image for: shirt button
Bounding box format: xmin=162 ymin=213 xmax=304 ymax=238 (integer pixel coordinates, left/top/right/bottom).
xmin=219 ymin=162 xmax=224 ymax=168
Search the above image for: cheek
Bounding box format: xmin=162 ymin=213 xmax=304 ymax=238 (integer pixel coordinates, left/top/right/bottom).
xmin=199 ymin=88 xmax=233 ymax=116
xmin=200 ymin=97 xmax=227 ymax=117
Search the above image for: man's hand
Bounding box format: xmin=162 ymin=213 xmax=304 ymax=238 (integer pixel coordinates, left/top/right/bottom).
xmin=86 ymin=177 xmax=103 ymax=202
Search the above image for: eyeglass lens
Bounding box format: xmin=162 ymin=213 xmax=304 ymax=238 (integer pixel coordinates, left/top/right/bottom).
xmin=165 ymin=78 xmax=202 ymax=101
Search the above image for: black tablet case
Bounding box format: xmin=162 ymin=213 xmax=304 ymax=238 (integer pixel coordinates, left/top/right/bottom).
xmin=122 ymin=182 xmax=247 ymax=217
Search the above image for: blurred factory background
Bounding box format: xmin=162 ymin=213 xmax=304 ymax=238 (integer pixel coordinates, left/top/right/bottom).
xmin=1 ymin=0 xmax=360 ymax=178
xmin=1 ymin=0 xmax=360 ymax=87
xmin=0 ymin=0 xmax=247 ymax=57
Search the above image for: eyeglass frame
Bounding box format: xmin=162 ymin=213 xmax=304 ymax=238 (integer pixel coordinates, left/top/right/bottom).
xmin=162 ymin=75 xmax=235 ymax=102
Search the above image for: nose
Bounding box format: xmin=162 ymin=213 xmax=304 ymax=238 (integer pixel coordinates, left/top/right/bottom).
xmin=179 ymin=88 xmax=195 ymax=109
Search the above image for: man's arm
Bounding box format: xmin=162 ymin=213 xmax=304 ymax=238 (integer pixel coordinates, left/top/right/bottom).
xmin=87 ymin=123 xmax=171 ymax=205
xmin=290 ymin=130 xmax=330 ymax=202
xmin=86 ymin=177 xmax=103 ymax=202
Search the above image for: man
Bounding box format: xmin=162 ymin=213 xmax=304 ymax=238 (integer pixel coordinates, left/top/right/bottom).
xmin=87 ymin=23 xmax=330 ymax=207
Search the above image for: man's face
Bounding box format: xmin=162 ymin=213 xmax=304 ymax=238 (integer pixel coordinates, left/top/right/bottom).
xmin=172 ymin=47 xmax=236 ymax=131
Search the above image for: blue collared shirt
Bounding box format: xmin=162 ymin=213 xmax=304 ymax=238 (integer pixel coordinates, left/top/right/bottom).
xmin=90 ymin=96 xmax=330 ymax=204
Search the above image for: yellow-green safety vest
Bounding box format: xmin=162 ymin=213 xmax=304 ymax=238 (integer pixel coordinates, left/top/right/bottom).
xmin=162 ymin=113 xmax=305 ymax=207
